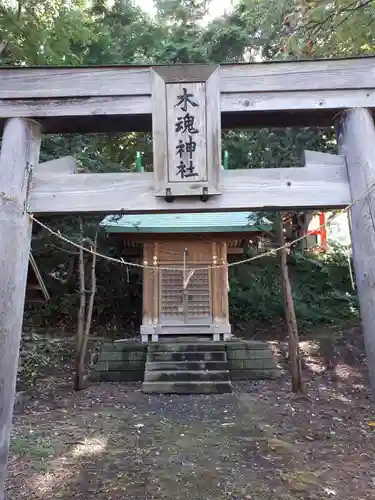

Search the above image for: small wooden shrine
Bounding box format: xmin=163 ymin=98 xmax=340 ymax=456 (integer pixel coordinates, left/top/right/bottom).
xmin=101 ymin=212 xmax=271 ymax=342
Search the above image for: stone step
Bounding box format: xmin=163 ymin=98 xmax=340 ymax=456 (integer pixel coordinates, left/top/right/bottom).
xmin=142 ymin=381 xmax=233 ymax=394
xmin=144 ymin=370 xmax=230 ymax=383
xmin=148 ymin=351 xmax=227 ymax=362
xmin=146 ymin=360 xmax=228 ymax=371
xmin=147 ymin=343 xmax=226 ymax=353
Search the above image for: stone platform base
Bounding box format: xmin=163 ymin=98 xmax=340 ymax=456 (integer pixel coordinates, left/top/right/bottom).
xmin=143 ymin=342 xmax=233 ymax=394
xmin=93 ymin=339 xmax=281 ymax=383
xmin=140 ymin=323 xmax=232 ymax=343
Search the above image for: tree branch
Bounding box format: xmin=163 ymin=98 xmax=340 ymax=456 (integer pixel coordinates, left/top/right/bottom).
xmin=50 ymin=242 xmax=79 ymax=256
xmin=287 ymin=0 xmax=373 ymax=40
xmin=83 ymin=232 xmax=98 ymax=344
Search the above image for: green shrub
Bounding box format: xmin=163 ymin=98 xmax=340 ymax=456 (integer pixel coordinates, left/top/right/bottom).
xmin=229 ymin=247 xmax=358 ymax=331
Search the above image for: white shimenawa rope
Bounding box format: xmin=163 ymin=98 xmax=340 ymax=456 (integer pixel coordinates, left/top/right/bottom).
xmin=1 ymin=176 xmax=375 ymax=272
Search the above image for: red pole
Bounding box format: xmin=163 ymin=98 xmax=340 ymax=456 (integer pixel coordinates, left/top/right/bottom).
xmin=320 ymin=212 xmax=327 ymax=251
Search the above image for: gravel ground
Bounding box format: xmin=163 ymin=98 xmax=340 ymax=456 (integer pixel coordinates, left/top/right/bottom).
xmin=5 ymin=331 xmax=375 ymax=500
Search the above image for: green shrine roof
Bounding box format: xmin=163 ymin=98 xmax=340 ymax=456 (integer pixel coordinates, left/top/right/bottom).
xmin=100 ymin=212 xmax=272 ymax=234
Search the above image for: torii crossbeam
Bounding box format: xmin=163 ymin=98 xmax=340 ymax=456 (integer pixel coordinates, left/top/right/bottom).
xmin=1 ymin=57 xmax=375 ymax=498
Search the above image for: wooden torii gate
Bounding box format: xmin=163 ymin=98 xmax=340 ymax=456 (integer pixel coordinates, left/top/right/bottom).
xmin=1 ymin=57 xmax=375 ymax=495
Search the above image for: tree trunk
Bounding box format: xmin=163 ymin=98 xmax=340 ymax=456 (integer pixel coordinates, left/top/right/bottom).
xmin=81 ymin=233 xmax=98 ymax=377
xmin=74 ymin=221 xmax=98 ymax=391
xmin=74 ymin=218 xmax=86 ymax=391
xmin=276 ymin=213 xmax=304 ymax=394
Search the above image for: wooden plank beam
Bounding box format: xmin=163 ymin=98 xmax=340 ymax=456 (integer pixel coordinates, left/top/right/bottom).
xmin=220 ymin=57 xmax=375 ymax=92
xmin=335 ymin=107 xmax=375 ymax=400
xmin=36 ymin=156 xmax=77 ymax=174
xmin=1 ymin=58 xmax=374 ymax=99
xmin=0 ymin=67 xmax=151 ymax=98
xmin=1 ymin=89 xmax=375 ymax=122
xmin=0 ymin=118 xmax=42 ymax=498
xmin=1 ymin=91 xmax=375 ymax=133
xmin=301 ymin=150 xmax=345 ymax=168
xmin=0 ymin=109 xmax=344 ymax=134
xmin=0 ymin=96 xmax=151 ymax=118
xmin=28 ymin=159 xmax=350 ymax=215
xmin=221 ymin=89 xmax=375 ymax=114
xmin=1 ymin=58 xmax=375 ymax=132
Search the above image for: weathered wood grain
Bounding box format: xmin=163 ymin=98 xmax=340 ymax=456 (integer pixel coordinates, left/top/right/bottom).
xmin=1 ymin=58 xmax=375 ymax=99
xmin=0 ymin=118 xmax=42 ymax=498
xmin=2 ymin=89 xmax=375 ymax=128
xmin=152 ymin=66 xmax=221 ymax=197
xmin=221 ymin=89 xmax=375 ymax=113
xmin=166 ymin=81 xmax=207 ymax=185
xmin=0 ymin=67 xmax=151 ymax=98
xmin=0 ymin=95 xmax=151 ymax=117
xmin=206 ymin=67 xmax=222 ymax=194
xmin=211 ymin=242 xmax=219 ymax=324
xmin=29 ymin=163 xmax=351 ymax=215
xmin=151 ymin=69 xmax=168 ymax=195
xmin=301 ymin=150 xmax=346 ymax=168
xmin=220 ymin=57 xmax=375 ymax=92
xmin=153 ymin=242 xmax=159 ymax=325
xmin=142 ymin=243 xmax=153 ymax=326
xmin=36 ymin=156 xmax=77 ymax=174
xmin=151 ymin=64 xmax=218 ymax=83
xmin=0 ymin=58 xmax=375 ymax=134
xmin=336 ymin=107 xmax=375 ymax=400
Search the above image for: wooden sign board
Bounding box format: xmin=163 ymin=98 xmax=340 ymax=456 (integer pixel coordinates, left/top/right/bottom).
xmin=151 ymin=65 xmax=221 ymax=197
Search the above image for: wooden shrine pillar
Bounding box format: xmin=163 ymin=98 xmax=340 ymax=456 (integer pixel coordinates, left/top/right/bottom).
xmin=141 ymin=243 xmax=159 ymax=342
xmin=211 ymin=242 xmax=231 ymax=341
xmin=335 ymin=108 xmax=375 ymax=399
xmin=0 ymin=118 xmax=42 ymax=497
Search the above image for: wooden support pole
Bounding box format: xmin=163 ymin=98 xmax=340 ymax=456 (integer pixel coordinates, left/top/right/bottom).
xmin=276 ymin=213 xmax=303 ymax=394
xmin=335 ymin=108 xmax=375 ymax=400
xmin=0 ymin=118 xmax=42 ymax=498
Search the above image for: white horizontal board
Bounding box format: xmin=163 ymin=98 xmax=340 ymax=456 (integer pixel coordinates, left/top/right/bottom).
xmin=36 ymin=156 xmax=76 ymax=174
xmin=1 ymin=57 xmax=375 ymax=101
xmin=2 ymin=89 xmax=375 ymax=123
xmin=301 ymin=150 xmax=346 ymax=168
xmin=0 ymin=96 xmax=150 ymax=117
xmin=0 ymin=67 xmax=151 ymax=98
xmin=221 ymin=89 xmax=375 ymax=113
xmin=1 ymin=90 xmax=375 ymax=123
xmin=28 ymin=165 xmax=351 ymax=215
xmin=219 ymin=57 xmax=375 ymax=92
xmin=1 ymin=58 xmax=375 ymax=122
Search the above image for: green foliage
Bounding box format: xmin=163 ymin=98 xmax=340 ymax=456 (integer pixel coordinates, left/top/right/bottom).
xmin=229 ymin=248 xmax=359 ymax=331
xmin=273 ymin=0 xmax=375 ymax=58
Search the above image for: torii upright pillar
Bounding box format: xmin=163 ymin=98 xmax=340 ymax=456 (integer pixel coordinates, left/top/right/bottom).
xmin=336 ymin=108 xmax=375 ymax=400
xmin=0 ymin=118 xmax=42 ymax=499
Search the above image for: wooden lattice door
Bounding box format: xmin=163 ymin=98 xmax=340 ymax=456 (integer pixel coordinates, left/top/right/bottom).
xmin=159 ymin=266 xmax=211 ymax=325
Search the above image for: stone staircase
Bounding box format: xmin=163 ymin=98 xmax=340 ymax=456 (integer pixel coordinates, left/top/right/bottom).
xmin=142 ymin=342 xmax=233 ymax=394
